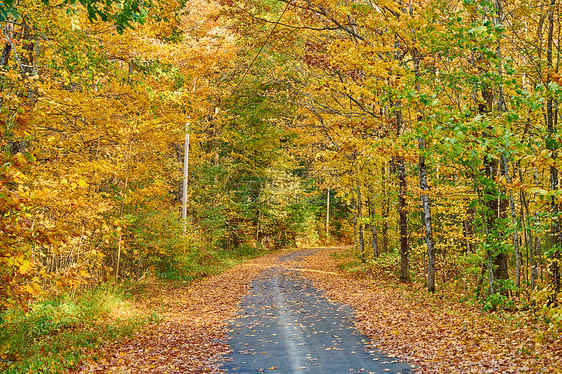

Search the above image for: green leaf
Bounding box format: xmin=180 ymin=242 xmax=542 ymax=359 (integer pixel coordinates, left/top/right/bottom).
xmin=506 ymin=112 xmax=519 ymax=123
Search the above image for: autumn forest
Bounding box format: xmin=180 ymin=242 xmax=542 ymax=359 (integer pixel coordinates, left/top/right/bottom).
xmin=1 ymin=0 xmax=562 ymax=372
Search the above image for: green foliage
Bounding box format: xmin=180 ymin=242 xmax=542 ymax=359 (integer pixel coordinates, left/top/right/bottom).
xmin=540 ymin=305 xmax=562 ymax=341
xmin=1 ymin=0 xmax=150 ymax=32
xmin=257 ymin=166 xmax=306 ymax=248
xmin=127 ymin=209 xmax=194 ymax=271
xmin=333 ymin=247 xmax=401 ymax=280
xmin=0 ymin=287 xmax=155 ymax=373
xmin=0 ymin=1 xmax=17 ymax=21
xmin=482 ymin=280 xmax=517 ymax=311
xmin=534 ymin=286 xmax=562 ymax=341
xmin=336 ymin=258 xmax=367 ymax=277
xmin=156 ymin=244 xmax=265 ymax=282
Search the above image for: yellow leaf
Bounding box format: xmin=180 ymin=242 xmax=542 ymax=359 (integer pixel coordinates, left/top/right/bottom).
xmin=19 ymin=260 xmax=32 ymax=275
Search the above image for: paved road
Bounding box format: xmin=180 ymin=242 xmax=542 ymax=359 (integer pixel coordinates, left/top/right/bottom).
xmin=221 ymin=250 xmax=412 ymax=374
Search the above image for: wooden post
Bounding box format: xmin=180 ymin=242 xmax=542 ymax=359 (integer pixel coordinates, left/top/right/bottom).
xmin=182 ymin=121 xmax=190 ymax=236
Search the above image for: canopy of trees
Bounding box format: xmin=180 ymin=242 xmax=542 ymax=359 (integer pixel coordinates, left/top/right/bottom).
xmin=1 ymin=0 xmax=562 ymax=348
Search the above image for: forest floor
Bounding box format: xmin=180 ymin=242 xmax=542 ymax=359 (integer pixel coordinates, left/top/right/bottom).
xmin=75 ymin=247 xmax=562 ymax=373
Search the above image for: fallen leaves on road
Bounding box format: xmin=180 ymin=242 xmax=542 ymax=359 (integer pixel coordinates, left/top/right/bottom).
xmin=74 ymin=247 xmax=562 ymax=373
xmin=75 ymin=252 xmax=284 ymax=373
xmin=293 ymin=248 xmax=562 ymax=374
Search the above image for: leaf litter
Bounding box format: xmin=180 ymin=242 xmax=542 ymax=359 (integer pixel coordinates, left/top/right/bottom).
xmin=75 ymin=252 xmax=284 ymax=373
xmin=292 ymin=248 xmax=562 ymax=374
xmin=74 ymin=247 xmax=562 ymax=373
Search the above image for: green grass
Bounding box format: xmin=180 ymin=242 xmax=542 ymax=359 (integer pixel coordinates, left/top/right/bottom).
xmin=0 ymin=286 xmax=157 ymax=374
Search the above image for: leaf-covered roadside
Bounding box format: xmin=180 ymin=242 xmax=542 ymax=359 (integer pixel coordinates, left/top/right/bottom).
xmin=74 ymin=252 xmax=284 ymax=373
xmin=75 ymin=247 xmax=562 ymax=373
xmin=294 ymin=248 xmax=562 ymax=374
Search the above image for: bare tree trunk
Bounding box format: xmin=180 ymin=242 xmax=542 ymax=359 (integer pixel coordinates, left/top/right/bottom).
xmin=1 ymin=43 xmax=11 ymax=66
xmin=357 ymin=183 xmax=365 ymax=262
xmin=116 ymin=239 xmax=122 ymax=280
xmin=501 ymin=155 xmax=521 ymax=289
xmin=520 ymin=207 xmax=529 ymax=289
xmin=21 ymin=22 xmax=34 ymax=75
xmin=397 ymin=156 xmax=410 ymax=282
xmin=546 ymin=0 xmax=561 ymax=295
xmin=419 ymin=138 xmax=435 ymax=292
xmin=1 ymin=23 xmax=13 ymax=67
xmin=412 ymin=45 xmax=434 ymax=288
xmin=381 ymin=165 xmax=389 ymax=253
xmin=326 ymin=188 xmax=330 ymax=243
xmin=368 ymin=190 xmax=379 ymax=259
xmin=463 ymin=207 xmax=475 ymax=253
xmin=116 ymin=141 xmax=133 ymax=281
xmin=519 ymin=160 xmax=536 ymax=293
xmin=534 ymin=237 xmax=541 ymax=290
xmin=353 ymin=198 xmax=357 ymax=252
xmin=483 ymin=155 xmax=510 ymax=291
xmin=392 ymin=105 xmax=410 ymax=282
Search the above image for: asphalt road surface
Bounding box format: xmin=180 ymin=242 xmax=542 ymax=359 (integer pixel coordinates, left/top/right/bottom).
xmin=221 ymin=250 xmax=413 ymax=374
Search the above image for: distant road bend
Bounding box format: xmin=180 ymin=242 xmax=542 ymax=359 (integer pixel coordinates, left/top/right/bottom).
xmin=222 ymin=250 xmax=413 ymax=374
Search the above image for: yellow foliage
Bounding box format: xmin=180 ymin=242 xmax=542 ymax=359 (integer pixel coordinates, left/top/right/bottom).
xmin=0 ymin=0 xmax=239 ymax=304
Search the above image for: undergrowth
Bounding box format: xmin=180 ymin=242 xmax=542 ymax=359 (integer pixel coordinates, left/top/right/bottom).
xmin=155 ymin=243 xmax=266 ymax=282
xmin=332 ymin=246 xmax=562 ymax=341
xmin=332 ymin=249 xmax=400 ymax=281
xmin=0 ymin=243 xmax=267 ymax=374
xmin=0 ymin=286 xmax=156 ymax=374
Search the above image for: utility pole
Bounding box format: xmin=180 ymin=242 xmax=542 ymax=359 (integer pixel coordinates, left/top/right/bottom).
xmin=182 ymin=120 xmax=190 ymax=236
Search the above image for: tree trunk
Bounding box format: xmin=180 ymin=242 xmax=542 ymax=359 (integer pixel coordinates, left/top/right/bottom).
xmin=519 ymin=160 xmax=537 ymax=293
xmin=381 ymin=165 xmax=389 ymax=253
xmin=419 ymin=138 xmax=435 ymax=292
xmin=546 ymin=0 xmax=561 ymax=295
xmin=501 ymin=155 xmax=521 ymax=289
xmin=326 ymin=188 xmax=330 ymax=242
xmin=1 ymin=43 xmax=11 ymax=66
xmin=479 ymin=59 xmax=509 ymax=292
xmin=463 ymin=207 xmax=475 ymax=253
xmin=368 ymin=191 xmax=379 ymax=259
xmin=397 ymin=156 xmax=410 ymax=282
xmin=353 ymin=198 xmax=357 ymax=252
xmin=534 ymin=237 xmax=541 ymax=290
xmin=483 ymin=156 xmax=510 ymax=291
xmin=412 ymin=46 xmax=434 ymax=289
xmin=1 ymin=22 xmax=13 ymax=67
xmin=357 ymin=183 xmax=365 ymax=263
xmin=21 ymin=22 xmax=34 ymax=75
xmin=393 ymin=104 xmax=410 ymax=282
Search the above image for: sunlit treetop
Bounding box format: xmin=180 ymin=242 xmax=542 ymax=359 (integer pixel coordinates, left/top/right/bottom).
xmin=1 ymin=0 xmax=152 ymax=33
